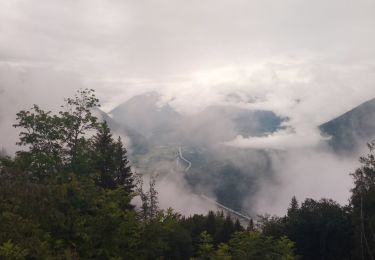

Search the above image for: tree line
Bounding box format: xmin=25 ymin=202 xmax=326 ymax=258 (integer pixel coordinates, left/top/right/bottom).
xmin=0 ymin=89 xmax=374 ymax=259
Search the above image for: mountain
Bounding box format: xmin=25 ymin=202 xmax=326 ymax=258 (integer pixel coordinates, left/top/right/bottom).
xmin=110 ymin=92 xmax=182 ymax=145
xmin=107 ymin=92 xmax=375 ymax=156
xmin=96 ymin=109 xmax=150 ymax=154
xmin=320 ymin=98 xmax=375 ymax=153
xmin=104 ymin=92 xmax=284 ymax=212
xmin=109 ymin=92 xmax=285 ymax=146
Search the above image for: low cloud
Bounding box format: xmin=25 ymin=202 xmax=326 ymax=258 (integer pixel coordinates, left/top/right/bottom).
xmin=249 ymin=148 xmax=358 ymax=216
xmin=226 ymin=127 xmax=326 ymax=150
xmin=157 ymin=170 xmax=217 ymax=215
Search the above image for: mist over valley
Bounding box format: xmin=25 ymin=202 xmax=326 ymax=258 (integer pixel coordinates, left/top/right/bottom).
xmin=98 ymin=92 xmax=375 ymax=216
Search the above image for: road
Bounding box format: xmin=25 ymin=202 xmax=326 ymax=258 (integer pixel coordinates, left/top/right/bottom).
xmin=177 ymin=146 xmax=251 ymax=223
xmin=200 ymin=194 xmax=251 ymax=222
xmin=178 ymin=147 xmax=192 ymax=172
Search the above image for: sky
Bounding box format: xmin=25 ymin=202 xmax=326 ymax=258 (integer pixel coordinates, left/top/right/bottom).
xmin=1 ymin=0 xmax=374 ymax=150
xmin=0 ymin=0 xmax=374 ymax=214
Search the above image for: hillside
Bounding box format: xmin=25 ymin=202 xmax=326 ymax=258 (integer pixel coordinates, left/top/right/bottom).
xmin=320 ymin=98 xmax=375 ymax=153
xmin=104 ymin=92 xmax=284 ymax=212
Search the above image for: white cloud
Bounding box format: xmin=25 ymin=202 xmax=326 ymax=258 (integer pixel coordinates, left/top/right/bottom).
xmin=250 ymin=148 xmax=357 ymax=216
xmin=157 ymin=171 xmax=217 ymax=215
xmin=1 ymin=0 xmax=374 ymax=116
xmin=226 ymin=127 xmax=327 ymax=150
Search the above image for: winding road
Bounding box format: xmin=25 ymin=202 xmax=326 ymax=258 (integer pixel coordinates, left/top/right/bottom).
xmin=178 ymin=147 xmax=192 ymax=172
xmin=177 ymin=146 xmax=251 ymax=223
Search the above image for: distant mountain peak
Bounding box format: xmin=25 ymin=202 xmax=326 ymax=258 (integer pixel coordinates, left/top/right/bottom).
xmin=320 ymin=97 xmax=375 ymax=153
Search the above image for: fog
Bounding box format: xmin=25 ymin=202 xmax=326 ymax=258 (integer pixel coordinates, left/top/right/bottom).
xmin=250 ymin=148 xmax=358 ymax=215
xmin=1 ymin=0 xmax=375 ymax=216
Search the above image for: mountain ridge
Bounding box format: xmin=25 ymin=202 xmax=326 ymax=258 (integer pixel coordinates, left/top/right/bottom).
xmin=320 ymin=97 xmax=375 ymax=153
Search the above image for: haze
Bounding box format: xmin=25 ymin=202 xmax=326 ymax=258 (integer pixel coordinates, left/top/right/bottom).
xmin=1 ymin=0 xmax=374 ymax=215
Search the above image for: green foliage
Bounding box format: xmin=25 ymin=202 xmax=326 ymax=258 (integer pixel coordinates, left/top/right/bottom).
xmin=13 ymin=105 xmax=64 ymax=179
xmin=275 ymin=236 xmax=298 ymax=260
xmin=287 ymin=196 xmax=299 ymax=217
xmin=215 ymin=243 xmax=232 ymax=260
xmin=258 ymin=214 xmax=287 ymax=239
xmin=0 ymin=240 xmax=29 ymax=260
xmin=350 ymin=141 xmax=375 ymax=259
xmin=58 ymin=88 xmax=100 ymax=164
xmin=13 ymin=89 xmax=101 ymax=178
xmin=136 ymin=174 xmax=159 ymax=221
xmin=260 ymin=198 xmax=353 ymax=260
xmin=1 ymin=90 xmax=140 ymax=259
xmin=229 ymin=231 xmax=296 ymax=260
xmin=0 ymin=212 xmax=50 ymax=259
xmin=197 ymin=231 xmax=214 ymax=260
xmin=92 ymin=122 xmax=134 ymax=193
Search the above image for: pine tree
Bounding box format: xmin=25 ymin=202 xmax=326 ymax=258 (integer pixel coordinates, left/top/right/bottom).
xmin=287 ymin=196 xmax=299 ymax=218
xmin=217 ymin=215 xmax=235 ymax=243
xmin=234 ymin=219 xmax=243 ymax=232
xmin=92 ymin=121 xmax=116 ymax=189
xmin=246 ymin=219 xmax=255 ymax=232
xmin=114 ymin=137 xmax=134 ymax=193
xmin=92 ymin=122 xmax=134 ymax=192
xmin=351 ymin=141 xmax=375 ymax=260
xmin=206 ymin=211 xmax=216 ymax=238
xmin=197 ymin=231 xmax=214 ymax=260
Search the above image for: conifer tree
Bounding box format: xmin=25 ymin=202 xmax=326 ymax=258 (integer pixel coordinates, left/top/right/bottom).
xmin=113 ymin=136 xmax=134 ymax=193
xmin=217 ymin=215 xmax=235 ymax=243
xmin=234 ymin=219 xmax=243 ymax=232
xmin=92 ymin=122 xmax=134 ymax=194
xmin=197 ymin=231 xmax=214 ymax=260
xmin=246 ymin=218 xmax=255 ymax=232
xmin=287 ymin=196 xmax=299 ymax=217
xmin=92 ymin=121 xmax=116 ymax=189
xmin=351 ymin=141 xmax=375 ymax=260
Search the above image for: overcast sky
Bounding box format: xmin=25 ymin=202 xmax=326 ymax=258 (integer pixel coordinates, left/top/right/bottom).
xmin=1 ymin=0 xmax=375 ymax=150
